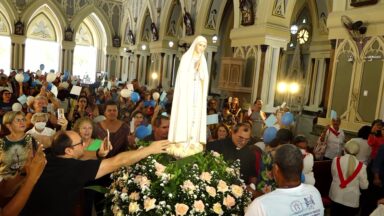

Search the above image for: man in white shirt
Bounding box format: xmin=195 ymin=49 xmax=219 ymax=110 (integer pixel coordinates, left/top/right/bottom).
xmin=245 ymin=144 xmax=324 ymax=216
xmin=322 ymin=118 xmax=345 ymax=160
xmin=350 ymin=125 xmax=371 ymax=165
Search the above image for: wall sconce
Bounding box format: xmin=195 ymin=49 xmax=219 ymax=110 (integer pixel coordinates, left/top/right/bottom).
xmin=151 ymin=72 xmax=158 ymax=80
xmin=341 ymin=15 xmax=367 ymax=45
xmin=168 ymin=41 xmax=174 ymax=48
xmin=277 ymin=81 xmax=300 ymax=94
xmin=212 ymin=35 xmax=218 ymax=43
xmin=141 ymin=44 xmax=147 ymax=50
xmin=348 ymin=55 xmax=354 ymax=62
xmin=290 ymin=25 xmax=298 ymax=35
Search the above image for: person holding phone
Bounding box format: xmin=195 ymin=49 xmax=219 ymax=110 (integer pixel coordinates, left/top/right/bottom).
xmin=25 ymin=95 xmax=58 ymax=129
xmin=67 ymin=96 xmax=92 ymax=128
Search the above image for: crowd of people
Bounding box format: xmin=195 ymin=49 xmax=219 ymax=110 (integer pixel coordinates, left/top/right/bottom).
xmin=0 ymin=67 xmax=383 ymax=216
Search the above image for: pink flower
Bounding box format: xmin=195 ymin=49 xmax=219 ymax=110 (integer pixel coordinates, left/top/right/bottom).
xmin=200 ymin=172 xmax=212 ymax=183
xmin=217 ymin=180 xmax=228 ymax=193
xmin=223 ymin=194 xmax=236 ymax=208
xmin=175 ymin=203 xmax=189 ymax=215
xmin=144 ymin=198 xmax=156 ymax=211
xmin=193 ymin=200 xmax=205 ymax=213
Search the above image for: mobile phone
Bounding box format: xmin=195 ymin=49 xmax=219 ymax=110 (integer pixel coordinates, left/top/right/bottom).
xmin=57 ymin=108 xmax=65 ymax=119
xmin=42 ymin=107 xmax=48 ymax=113
xmin=105 ymin=129 xmax=110 ymax=149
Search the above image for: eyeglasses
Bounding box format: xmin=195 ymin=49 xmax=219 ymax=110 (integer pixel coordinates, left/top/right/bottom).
xmin=3 ymin=92 xmax=11 ymax=95
xmin=71 ymin=139 xmax=83 ymax=147
xmin=13 ymin=118 xmax=26 ymax=123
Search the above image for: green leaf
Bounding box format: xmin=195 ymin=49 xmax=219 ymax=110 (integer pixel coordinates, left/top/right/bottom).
xmin=84 ymin=185 xmax=109 ymax=194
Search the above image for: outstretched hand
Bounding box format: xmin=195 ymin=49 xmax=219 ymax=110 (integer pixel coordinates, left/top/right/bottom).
xmin=148 ymin=140 xmax=171 ymax=154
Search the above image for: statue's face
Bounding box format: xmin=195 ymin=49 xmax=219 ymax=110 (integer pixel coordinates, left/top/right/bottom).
xmin=194 ymin=42 xmax=207 ymax=55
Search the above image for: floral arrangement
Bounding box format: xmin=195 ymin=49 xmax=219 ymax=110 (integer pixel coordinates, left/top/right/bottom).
xmin=104 ymin=143 xmax=251 ymax=216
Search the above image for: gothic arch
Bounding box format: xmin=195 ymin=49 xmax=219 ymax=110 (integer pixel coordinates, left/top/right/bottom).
xmin=21 ymin=0 xmax=66 ymax=41
xmin=234 ymin=47 xmax=246 ymax=58
xmin=0 ymin=1 xmax=17 ymax=34
xmin=71 ymin=5 xmax=112 ymax=47
xmin=158 ymin=0 xmax=178 ymax=39
xmin=193 ymin=0 xmax=211 ymax=33
xmin=137 ymin=8 xmax=153 ymax=44
xmin=335 ymin=39 xmax=358 ymax=62
xmin=360 ymin=36 xmax=384 ymax=59
xmin=120 ymin=8 xmax=135 ymax=45
xmin=136 ymin=1 xmax=156 ymax=33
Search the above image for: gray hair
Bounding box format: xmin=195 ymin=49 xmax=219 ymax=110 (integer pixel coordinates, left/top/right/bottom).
xmin=31 ymin=112 xmax=49 ymax=124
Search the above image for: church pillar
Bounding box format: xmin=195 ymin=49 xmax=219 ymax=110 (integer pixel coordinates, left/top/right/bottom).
xmin=257 ymin=45 xmax=268 ymax=99
xmin=10 ymin=35 xmax=26 ymax=69
xmin=158 ymin=52 xmax=165 ymax=89
xmin=260 ymin=45 xmax=281 ymax=112
xmin=135 ymin=54 xmax=140 ymax=80
xmin=119 ymin=55 xmax=123 ymax=80
xmin=323 ymin=39 xmax=337 ymax=111
xmin=61 ymin=41 xmax=75 ymax=74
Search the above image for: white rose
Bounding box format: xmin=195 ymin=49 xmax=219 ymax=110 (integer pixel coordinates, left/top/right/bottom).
xmin=206 ymin=186 xmax=217 ymax=197
xmin=175 ymin=203 xmax=189 ymax=216
xmin=120 ymin=192 xmax=128 ymax=201
xmin=129 ymin=192 xmax=140 ymax=200
xmin=193 ymin=200 xmax=205 ymax=213
xmin=144 ymin=198 xmax=156 ymax=211
xmin=128 ymin=202 xmax=140 ymax=213
xmin=223 ymin=194 xmax=236 ymax=208
xmin=182 ymin=180 xmax=196 ymax=192
xmin=217 ymin=180 xmax=228 ymax=193
xmin=213 ymin=203 xmax=224 ymax=215
xmin=200 ymin=172 xmax=212 ymax=183
xmin=230 ymin=185 xmax=244 ymax=198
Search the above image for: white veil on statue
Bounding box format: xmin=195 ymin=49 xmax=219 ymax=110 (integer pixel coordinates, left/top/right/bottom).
xmin=168 ymin=36 xmax=209 ymax=157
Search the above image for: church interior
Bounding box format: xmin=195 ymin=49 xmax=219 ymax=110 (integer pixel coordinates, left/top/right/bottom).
xmin=1 ymin=0 xmax=384 ymax=215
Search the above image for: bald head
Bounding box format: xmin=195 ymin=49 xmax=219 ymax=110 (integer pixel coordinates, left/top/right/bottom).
xmin=51 ymin=131 xmax=82 ymax=156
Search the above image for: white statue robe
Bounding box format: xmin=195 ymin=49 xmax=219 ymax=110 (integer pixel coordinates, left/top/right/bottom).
xmin=168 ymin=36 xmax=209 ymax=145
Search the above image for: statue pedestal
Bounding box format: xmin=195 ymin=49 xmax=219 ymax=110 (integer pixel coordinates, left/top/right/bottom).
xmin=166 ymin=142 xmax=204 ymax=158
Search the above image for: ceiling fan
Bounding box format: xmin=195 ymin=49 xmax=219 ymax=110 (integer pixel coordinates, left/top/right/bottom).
xmin=341 ymin=15 xmax=367 ymax=44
